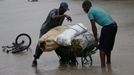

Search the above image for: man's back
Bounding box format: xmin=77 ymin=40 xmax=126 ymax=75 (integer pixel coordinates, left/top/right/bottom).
xmin=88 ymin=6 xmax=114 ymax=26
xmin=41 ymin=9 xmax=65 ymax=31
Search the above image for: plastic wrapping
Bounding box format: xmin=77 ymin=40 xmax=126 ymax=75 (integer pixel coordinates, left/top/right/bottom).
xmin=55 ymin=23 xmax=88 ymax=46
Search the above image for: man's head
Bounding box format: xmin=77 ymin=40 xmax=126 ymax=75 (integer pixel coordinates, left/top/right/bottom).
xmin=82 ymin=0 xmax=92 ymax=13
xmin=59 ymin=2 xmax=69 ymax=15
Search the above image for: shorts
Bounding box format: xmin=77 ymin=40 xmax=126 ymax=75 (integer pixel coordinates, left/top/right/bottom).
xmin=99 ymin=22 xmax=118 ymax=52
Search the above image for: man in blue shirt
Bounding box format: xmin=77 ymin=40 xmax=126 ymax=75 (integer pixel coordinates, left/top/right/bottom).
xmin=32 ymin=2 xmax=72 ymax=67
xmin=82 ymin=0 xmax=117 ymax=68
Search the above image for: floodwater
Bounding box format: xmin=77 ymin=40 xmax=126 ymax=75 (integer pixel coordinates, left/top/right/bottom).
xmin=0 ymin=0 xmax=134 ymax=75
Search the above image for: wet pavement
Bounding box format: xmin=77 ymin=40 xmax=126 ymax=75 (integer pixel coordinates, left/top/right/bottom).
xmin=0 ymin=0 xmax=134 ymax=75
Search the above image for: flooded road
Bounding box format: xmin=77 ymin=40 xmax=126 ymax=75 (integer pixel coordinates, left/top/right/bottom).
xmin=0 ymin=0 xmax=134 ymax=75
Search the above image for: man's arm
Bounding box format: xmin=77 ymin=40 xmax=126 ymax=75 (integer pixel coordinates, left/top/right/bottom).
xmin=51 ymin=14 xmax=72 ymax=22
xmin=90 ymin=20 xmax=98 ymax=46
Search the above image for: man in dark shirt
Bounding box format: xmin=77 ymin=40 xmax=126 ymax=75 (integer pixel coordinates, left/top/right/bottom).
xmin=32 ymin=2 xmax=72 ymax=67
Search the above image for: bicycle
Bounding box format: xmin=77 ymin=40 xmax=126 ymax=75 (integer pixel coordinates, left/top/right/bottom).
xmin=2 ymin=33 xmax=32 ymax=53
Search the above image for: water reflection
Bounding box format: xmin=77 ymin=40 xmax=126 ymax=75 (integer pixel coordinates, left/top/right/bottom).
xmin=32 ymin=64 xmax=115 ymax=75
xmin=100 ymin=64 xmax=118 ymax=75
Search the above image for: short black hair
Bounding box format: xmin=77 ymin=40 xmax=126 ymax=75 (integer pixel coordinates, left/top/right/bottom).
xmin=82 ymin=0 xmax=92 ymax=7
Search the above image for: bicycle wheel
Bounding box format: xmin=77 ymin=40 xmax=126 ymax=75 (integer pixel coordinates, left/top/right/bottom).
xmin=15 ymin=33 xmax=32 ymax=50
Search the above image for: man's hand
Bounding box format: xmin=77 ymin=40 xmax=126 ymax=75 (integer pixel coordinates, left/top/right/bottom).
xmin=64 ymin=14 xmax=72 ymax=22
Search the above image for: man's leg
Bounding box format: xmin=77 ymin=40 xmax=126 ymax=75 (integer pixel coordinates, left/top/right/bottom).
xmin=106 ymin=51 xmax=111 ymax=64
xmin=100 ymin=50 xmax=106 ymax=68
xmin=105 ymin=51 xmax=112 ymax=72
xmin=32 ymin=31 xmax=44 ymax=67
xmin=99 ymin=28 xmax=106 ymax=68
xmin=32 ymin=44 xmax=43 ymax=67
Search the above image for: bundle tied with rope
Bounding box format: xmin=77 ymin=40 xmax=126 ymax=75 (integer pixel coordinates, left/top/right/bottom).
xmin=39 ymin=23 xmax=96 ymax=56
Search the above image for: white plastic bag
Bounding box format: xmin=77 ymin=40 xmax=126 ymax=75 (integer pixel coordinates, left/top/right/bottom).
xmin=55 ymin=23 xmax=88 ymax=46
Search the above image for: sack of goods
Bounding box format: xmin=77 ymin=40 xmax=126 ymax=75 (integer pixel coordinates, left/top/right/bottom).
xmin=39 ymin=23 xmax=95 ymax=52
xmin=39 ymin=26 xmax=68 ymax=52
xmin=54 ymin=23 xmax=88 ymax=46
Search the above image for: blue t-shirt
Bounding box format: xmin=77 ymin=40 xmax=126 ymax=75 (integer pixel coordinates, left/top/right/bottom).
xmin=88 ymin=6 xmax=114 ymax=26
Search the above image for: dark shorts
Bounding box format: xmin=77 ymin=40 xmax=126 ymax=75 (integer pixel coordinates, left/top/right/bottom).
xmin=99 ymin=22 xmax=118 ymax=52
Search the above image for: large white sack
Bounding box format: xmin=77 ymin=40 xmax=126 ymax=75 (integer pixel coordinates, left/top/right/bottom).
xmin=73 ymin=31 xmax=95 ymax=50
xmin=55 ymin=23 xmax=88 ymax=46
